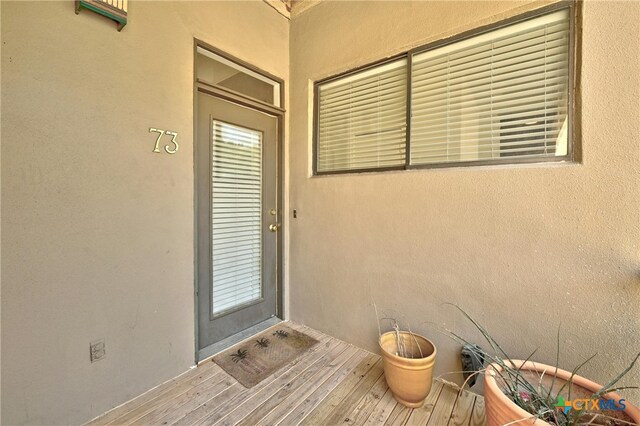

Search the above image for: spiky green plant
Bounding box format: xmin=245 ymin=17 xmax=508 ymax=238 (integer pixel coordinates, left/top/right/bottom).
xmin=445 ymin=303 xmax=639 ymax=426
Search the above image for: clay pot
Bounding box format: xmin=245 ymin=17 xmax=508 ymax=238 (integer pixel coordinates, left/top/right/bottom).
xmin=484 ymin=359 xmax=640 ymax=426
xmin=379 ymin=331 xmax=437 ymax=408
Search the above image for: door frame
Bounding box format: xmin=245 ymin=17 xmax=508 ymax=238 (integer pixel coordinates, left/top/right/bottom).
xmin=192 ymin=39 xmax=285 ymax=362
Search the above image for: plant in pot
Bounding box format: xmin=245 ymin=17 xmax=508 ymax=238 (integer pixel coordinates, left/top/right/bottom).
xmin=447 ymin=304 xmax=640 ymax=426
xmin=377 ymin=315 xmax=437 ymax=408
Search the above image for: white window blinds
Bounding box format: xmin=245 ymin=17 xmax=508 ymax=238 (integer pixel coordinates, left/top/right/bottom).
xmin=211 ymin=121 xmax=262 ymax=315
xmin=317 ymin=59 xmax=408 ymax=173
xmin=410 ymin=10 xmax=570 ymax=165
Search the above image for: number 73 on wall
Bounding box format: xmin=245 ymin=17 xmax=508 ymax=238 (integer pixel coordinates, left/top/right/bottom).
xmin=149 ymin=128 xmax=179 ymax=154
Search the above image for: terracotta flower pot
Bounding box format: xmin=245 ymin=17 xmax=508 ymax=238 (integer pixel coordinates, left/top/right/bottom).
xmin=379 ymin=331 xmax=437 ymax=408
xmin=484 ymin=359 xmax=640 ymax=426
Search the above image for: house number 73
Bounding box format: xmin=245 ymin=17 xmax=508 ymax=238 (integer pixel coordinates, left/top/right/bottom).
xmin=149 ymin=128 xmax=179 ymax=154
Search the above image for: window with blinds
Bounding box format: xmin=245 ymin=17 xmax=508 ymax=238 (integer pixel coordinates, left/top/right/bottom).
xmin=316 ymin=58 xmax=407 ymax=173
xmin=211 ymin=120 xmax=263 ymax=315
xmin=410 ymin=9 xmax=570 ymax=165
xmin=313 ymin=6 xmax=574 ymax=174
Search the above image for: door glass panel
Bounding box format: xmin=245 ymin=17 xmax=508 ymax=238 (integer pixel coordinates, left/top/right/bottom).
xmin=197 ymin=47 xmax=281 ymax=107
xmin=211 ymin=120 xmax=263 ymax=315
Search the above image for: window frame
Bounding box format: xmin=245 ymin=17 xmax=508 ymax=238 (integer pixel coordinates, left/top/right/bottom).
xmin=196 ymin=40 xmax=286 ymax=113
xmin=312 ymin=1 xmax=579 ymax=176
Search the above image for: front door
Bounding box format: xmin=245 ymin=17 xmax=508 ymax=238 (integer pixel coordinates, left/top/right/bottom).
xmin=196 ymin=92 xmax=279 ymax=354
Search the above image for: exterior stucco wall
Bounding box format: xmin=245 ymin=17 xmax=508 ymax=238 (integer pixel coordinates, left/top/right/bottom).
xmin=0 ymin=2 xmax=288 ymax=424
xmin=289 ymin=0 xmax=640 ymax=399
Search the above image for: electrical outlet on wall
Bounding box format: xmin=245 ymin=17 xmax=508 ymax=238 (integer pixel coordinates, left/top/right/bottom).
xmin=90 ymin=339 xmax=106 ymax=363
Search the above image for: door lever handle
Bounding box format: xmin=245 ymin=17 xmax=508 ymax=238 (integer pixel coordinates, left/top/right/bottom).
xmin=269 ymin=223 xmax=280 ymax=232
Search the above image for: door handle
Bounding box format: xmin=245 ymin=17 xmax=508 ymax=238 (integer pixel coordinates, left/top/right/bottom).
xmin=269 ymin=223 xmax=280 ymax=232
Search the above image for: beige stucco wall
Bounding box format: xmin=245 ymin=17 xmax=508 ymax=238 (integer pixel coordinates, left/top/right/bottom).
xmin=2 ymin=1 xmax=639 ymax=423
xmin=0 ymin=1 xmax=288 ymax=424
xmin=289 ymin=0 xmax=640 ymax=400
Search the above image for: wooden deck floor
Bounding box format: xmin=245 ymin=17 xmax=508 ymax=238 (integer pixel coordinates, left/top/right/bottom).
xmin=87 ymin=322 xmax=485 ymax=425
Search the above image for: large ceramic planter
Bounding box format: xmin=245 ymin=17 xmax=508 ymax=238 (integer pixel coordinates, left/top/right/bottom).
xmin=379 ymin=331 xmax=437 ymax=408
xmin=485 ymin=359 xmax=640 ymax=426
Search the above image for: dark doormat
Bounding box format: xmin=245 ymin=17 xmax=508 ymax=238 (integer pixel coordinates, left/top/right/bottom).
xmin=213 ymin=324 xmax=319 ymax=388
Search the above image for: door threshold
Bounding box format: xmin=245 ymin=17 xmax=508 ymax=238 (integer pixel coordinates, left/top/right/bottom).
xmin=197 ymin=317 xmax=282 ymax=363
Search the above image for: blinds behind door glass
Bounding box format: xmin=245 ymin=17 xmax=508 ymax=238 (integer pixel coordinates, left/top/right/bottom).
xmin=317 ymin=59 xmax=407 ymax=172
xmin=211 ymin=121 xmax=262 ymax=315
xmin=410 ymin=10 xmax=570 ymax=165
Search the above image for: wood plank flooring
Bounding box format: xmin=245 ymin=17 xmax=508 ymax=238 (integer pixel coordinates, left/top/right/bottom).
xmin=87 ymin=322 xmax=486 ymax=426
